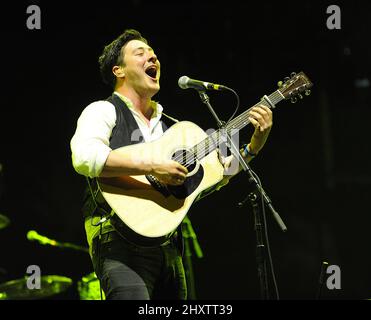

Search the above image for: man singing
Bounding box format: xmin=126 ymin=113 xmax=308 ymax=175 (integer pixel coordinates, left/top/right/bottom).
xmin=70 ymin=29 xmax=272 ymax=300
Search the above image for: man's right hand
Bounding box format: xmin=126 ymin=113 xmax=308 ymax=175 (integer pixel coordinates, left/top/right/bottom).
xmin=151 ymin=160 xmax=188 ymax=186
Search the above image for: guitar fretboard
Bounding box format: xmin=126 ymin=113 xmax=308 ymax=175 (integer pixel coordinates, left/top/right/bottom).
xmin=183 ymin=90 xmax=285 ymax=164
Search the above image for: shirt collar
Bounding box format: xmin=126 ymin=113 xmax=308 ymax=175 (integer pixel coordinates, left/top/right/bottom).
xmin=113 ymin=91 xmax=163 ymax=119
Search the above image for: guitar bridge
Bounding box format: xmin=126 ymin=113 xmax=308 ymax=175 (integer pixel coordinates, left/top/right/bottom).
xmin=145 ymin=175 xmax=171 ymax=197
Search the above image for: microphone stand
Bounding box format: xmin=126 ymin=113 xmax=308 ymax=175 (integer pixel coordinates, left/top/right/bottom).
xmin=197 ymin=90 xmax=287 ymax=300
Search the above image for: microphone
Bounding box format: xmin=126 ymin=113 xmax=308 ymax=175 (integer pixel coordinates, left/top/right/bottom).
xmin=178 ymin=76 xmax=229 ymax=91
xmin=27 ymin=230 xmax=57 ymax=246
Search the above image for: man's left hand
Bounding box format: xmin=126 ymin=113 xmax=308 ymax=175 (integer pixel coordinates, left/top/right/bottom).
xmin=248 ymin=104 xmax=273 ymax=154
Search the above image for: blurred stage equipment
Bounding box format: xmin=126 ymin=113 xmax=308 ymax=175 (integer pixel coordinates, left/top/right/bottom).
xmin=0 ymin=267 xmax=7 ymax=284
xmin=0 ymin=214 xmax=10 ymax=230
xmin=182 ymin=216 xmax=203 ymax=300
xmin=26 ymin=230 xmax=102 ymax=299
xmin=0 ymin=275 xmax=72 ymax=300
xmin=26 ymin=230 xmax=88 ymax=253
xmin=77 ymin=272 xmax=105 ymax=300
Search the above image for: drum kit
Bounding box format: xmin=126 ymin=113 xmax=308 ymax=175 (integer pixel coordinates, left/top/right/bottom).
xmin=0 ymin=212 xmax=103 ymax=300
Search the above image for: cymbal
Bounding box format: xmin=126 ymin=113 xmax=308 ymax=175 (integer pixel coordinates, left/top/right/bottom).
xmin=0 ymin=214 xmax=10 ymax=230
xmin=0 ymin=275 xmax=72 ymax=300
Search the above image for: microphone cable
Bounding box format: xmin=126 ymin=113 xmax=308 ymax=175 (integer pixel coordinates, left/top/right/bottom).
xmin=224 ymin=87 xmax=240 ymax=125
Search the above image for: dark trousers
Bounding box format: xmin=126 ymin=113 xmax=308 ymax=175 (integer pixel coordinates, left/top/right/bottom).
xmin=92 ymin=231 xmax=187 ymax=300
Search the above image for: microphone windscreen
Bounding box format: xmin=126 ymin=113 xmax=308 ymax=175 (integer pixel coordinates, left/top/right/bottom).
xmin=178 ymin=76 xmax=189 ymax=89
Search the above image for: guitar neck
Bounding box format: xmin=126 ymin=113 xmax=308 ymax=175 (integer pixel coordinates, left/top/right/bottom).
xmin=226 ymin=90 xmax=284 ymax=131
xmin=189 ymin=89 xmax=285 ymax=162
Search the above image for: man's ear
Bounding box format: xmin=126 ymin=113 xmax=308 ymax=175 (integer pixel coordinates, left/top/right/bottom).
xmin=112 ymin=65 xmax=125 ymax=78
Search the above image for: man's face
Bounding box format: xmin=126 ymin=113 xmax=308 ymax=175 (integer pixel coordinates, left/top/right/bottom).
xmin=121 ymin=39 xmax=161 ymax=97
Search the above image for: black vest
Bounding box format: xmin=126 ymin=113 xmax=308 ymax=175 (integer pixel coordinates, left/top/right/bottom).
xmin=81 ymin=94 xmax=182 ymax=247
xmin=82 ymin=93 xmax=170 ymax=219
xmin=108 ymin=94 xmax=169 ymax=149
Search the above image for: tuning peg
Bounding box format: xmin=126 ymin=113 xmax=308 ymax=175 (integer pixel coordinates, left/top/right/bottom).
xmin=298 ymin=94 xmax=303 ymax=99
xmin=277 ymin=81 xmax=283 ymax=88
xmin=290 ymin=72 xmax=297 ymax=78
xmin=284 ymin=77 xmax=290 ymax=82
xmin=305 ymin=89 xmax=311 ymax=96
xmin=291 ymin=97 xmax=297 ymax=103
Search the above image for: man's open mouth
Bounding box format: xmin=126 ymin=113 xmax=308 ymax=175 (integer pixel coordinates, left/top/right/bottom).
xmin=145 ymin=65 xmax=158 ymax=79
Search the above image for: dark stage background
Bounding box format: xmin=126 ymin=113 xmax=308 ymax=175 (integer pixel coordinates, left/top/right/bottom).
xmin=0 ymin=0 xmax=370 ymax=300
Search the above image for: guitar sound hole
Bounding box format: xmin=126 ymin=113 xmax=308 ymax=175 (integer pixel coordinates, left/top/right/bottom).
xmin=171 ymin=149 xmax=196 ymax=172
xmin=167 ymin=148 xmax=204 ymax=199
xmin=167 ymin=148 xmax=203 ymax=199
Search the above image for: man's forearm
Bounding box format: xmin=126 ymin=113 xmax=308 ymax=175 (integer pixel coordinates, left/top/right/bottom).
xmin=99 ymin=145 xmax=153 ymax=178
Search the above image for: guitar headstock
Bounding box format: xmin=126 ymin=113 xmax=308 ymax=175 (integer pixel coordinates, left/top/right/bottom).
xmin=278 ymin=72 xmax=313 ymax=103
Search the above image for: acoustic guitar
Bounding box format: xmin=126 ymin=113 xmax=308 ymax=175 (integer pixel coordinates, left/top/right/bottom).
xmin=98 ymin=72 xmax=313 ymax=245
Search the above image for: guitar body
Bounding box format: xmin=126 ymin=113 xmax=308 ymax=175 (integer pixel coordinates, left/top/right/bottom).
xmin=98 ymin=121 xmax=224 ymax=241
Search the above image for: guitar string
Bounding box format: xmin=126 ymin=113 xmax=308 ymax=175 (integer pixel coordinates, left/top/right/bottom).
xmin=151 ymin=91 xmax=283 ymax=187
xmin=171 ymin=95 xmax=273 ymax=165
xmin=154 ymin=80 xmax=306 ymax=186
xmin=171 ymin=77 xmax=309 ymax=166
xmin=171 ymin=93 xmax=282 ymax=168
xmin=170 ymin=91 xmax=283 ymax=168
xmin=190 ymin=92 xmax=282 ymax=164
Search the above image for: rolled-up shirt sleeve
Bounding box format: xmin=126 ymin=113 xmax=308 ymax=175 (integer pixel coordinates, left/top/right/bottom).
xmin=70 ymin=101 xmax=116 ymax=178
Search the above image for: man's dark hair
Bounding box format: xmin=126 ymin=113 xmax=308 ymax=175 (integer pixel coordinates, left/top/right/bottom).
xmin=98 ymin=29 xmax=148 ymax=88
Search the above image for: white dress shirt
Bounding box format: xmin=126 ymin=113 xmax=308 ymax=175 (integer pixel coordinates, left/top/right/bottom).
xmin=70 ymin=92 xmax=165 ymax=178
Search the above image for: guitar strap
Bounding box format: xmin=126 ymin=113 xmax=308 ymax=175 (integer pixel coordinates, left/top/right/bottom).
xmin=162 ymin=112 xmax=179 ymax=124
